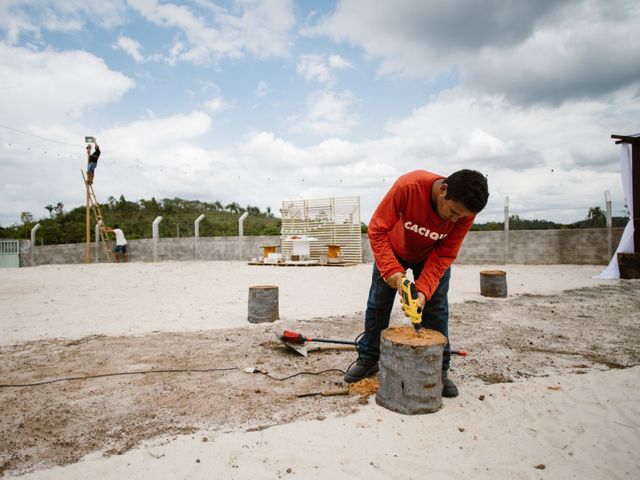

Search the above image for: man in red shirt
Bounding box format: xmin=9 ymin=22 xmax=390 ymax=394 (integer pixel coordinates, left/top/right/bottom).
xmin=344 ymin=169 xmax=489 ymax=397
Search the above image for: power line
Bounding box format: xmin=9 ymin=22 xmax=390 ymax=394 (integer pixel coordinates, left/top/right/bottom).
xmin=0 ymin=123 xmax=83 ymax=147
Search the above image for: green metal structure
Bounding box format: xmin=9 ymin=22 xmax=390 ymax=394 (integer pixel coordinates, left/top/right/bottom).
xmin=0 ymin=240 xmax=20 ymax=268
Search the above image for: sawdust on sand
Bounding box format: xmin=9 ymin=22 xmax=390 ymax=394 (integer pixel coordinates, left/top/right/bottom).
xmin=383 ymin=325 xmax=447 ymax=346
xmin=348 ymin=378 xmax=380 ymax=396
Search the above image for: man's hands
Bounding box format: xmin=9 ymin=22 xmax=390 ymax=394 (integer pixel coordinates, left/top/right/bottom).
xmin=384 ymin=272 xmax=426 ymax=309
xmin=383 ymin=272 xmax=404 ymax=292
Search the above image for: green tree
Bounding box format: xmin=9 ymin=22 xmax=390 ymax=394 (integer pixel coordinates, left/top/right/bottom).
xmin=20 ymin=211 xmax=34 ymax=224
xmin=225 ymin=202 xmax=241 ymax=213
xmin=54 ymin=202 xmax=64 ymax=217
xmin=586 ymin=206 xmax=606 ymax=227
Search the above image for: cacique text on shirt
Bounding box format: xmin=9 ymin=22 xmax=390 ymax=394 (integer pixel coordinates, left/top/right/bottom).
xmin=404 ymin=221 xmax=448 ymax=241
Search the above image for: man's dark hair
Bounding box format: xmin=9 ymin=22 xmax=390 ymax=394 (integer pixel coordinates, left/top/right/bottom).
xmin=114 ymin=224 xmax=120 ymax=229
xmin=443 ymin=169 xmax=489 ymax=213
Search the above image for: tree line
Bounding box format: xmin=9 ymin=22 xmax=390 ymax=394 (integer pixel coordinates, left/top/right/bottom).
xmin=470 ymin=207 xmax=629 ymax=231
xmin=0 ymin=196 xmax=281 ymax=244
xmin=0 ymin=201 xmax=629 ymax=244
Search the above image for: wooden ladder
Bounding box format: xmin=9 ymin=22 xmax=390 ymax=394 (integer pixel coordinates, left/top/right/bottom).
xmin=81 ymin=170 xmax=114 ymax=261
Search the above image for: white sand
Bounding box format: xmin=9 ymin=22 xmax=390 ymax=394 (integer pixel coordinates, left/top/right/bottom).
xmin=17 ymin=366 xmax=640 ymax=480
xmin=2 ymin=262 xmax=638 ymax=479
xmin=0 ymin=262 xmax=609 ymax=345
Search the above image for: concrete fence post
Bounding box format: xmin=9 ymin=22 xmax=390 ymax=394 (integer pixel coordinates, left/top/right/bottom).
xmin=504 ymin=196 xmax=510 ymax=265
xmin=194 ymin=214 xmax=205 ymax=260
xmin=238 ymin=211 xmax=249 ymax=260
xmin=30 ymin=223 xmax=41 ymax=264
xmin=605 ymin=190 xmax=612 ymax=259
xmin=95 ymin=220 xmax=102 ymax=263
xmin=152 ymin=216 xmax=163 ymax=262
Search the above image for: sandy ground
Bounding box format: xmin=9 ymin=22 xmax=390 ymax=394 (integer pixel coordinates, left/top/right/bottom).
xmin=1 ymin=262 xmax=639 ymax=479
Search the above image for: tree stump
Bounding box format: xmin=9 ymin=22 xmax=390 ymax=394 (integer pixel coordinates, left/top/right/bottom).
xmin=618 ymin=252 xmax=640 ymax=279
xmin=248 ymin=285 xmax=279 ymax=323
xmin=480 ymin=270 xmax=508 ymax=298
xmin=375 ymin=326 xmax=447 ymax=415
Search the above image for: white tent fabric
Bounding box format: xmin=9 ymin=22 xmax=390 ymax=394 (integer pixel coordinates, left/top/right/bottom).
xmin=595 ymin=138 xmax=637 ymax=279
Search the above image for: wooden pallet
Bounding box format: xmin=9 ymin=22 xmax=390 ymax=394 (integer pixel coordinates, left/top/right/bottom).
xmin=248 ymin=260 xmax=356 ymax=267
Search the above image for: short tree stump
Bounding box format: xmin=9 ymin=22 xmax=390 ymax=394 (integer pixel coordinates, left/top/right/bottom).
xmin=375 ymin=326 xmax=447 ymax=415
xmin=248 ymin=285 xmax=279 ymax=323
xmin=480 ymin=270 xmax=508 ymax=298
xmin=618 ymin=252 xmax=640 ymax=279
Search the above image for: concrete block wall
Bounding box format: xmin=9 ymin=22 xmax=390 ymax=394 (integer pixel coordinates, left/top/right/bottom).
xmin=19 ymin=240 xmax=89 ymax=267
xmin=506 ymin=229 xmax=620 ymax=265
xmin=135 ymin=236 xmax=278 ymax=262
xmin=19 ymin=228 xmax=625 ymax=267
xmin=362 ymin=228 xmax=624 ymax=265
xmin=20 ymin=236 xmax=279 ymax=266
xmin=455 ymin=231 xmax=506 ymax=264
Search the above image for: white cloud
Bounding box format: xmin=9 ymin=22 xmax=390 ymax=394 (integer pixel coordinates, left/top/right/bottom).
xmin=0 ymin=1 xmax=128 ymax=44
xmin=462 ymin=11 xmax=640 ymax=104
xmin=310 ymin=0 xmax=640 ymax=104
xmin=102 ymin=111 xmax=211 ymax=157
xmin=239 ymin=131 xmax=306 ymax=169
xmin=255 ymin=80 xmax=269 ymax=97
xmin=0 ymin=43 xmax=134 ymax=127
xmin=328 ymin=54 xmax=351 ymax=69
xmin=203 ymin=96 xmax=230 ymax=113
xmin=381 ymin=87 xmax=636 ymax=221
xmin=113 ymin=35 xmax=144 ymax=62
xmin=1 ymin=84 xmax=634 ymax=228
xmin=0 ymin=110 xmax=211 ymax=228
xmin=296 ymin=54 xmax=332 ymax=82
xmin=296 ymin=53 xmax=352 ymax=83
xmin=291 ymin=90 xmax=359 ymax=135
xmin=128 ymin=0 xmax=295 ymax=64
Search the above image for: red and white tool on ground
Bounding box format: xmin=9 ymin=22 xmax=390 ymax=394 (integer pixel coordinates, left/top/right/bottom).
xmin=277 ymin=329 xmax=468 ymax=357
xmin=278 ymin=329 xmax=356 ymax=357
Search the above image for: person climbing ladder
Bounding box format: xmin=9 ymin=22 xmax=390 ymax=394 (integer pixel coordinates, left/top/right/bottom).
xmin=86 ymin=139 xmax=100 ymax=184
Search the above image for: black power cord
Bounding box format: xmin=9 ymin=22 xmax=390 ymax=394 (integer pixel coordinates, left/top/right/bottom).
xmin=258 ymin=368 xmax=346 ymax=381
xmin=0 ymin=367 xmax=240 ymax=388
xmin=0 ymin=366 xmax=347 ymax=389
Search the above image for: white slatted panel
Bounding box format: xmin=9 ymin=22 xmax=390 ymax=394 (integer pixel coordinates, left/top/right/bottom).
xmin=280 ymin=196 xmax=363 ymax=263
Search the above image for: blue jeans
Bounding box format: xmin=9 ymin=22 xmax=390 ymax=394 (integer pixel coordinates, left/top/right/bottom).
xmin=357 ymin=262 xmax=451 ymax=372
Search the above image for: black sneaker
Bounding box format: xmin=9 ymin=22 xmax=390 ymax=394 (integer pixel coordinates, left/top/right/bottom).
xmin=442 ymin=373 xmax=459 ymax=398
xmin=344 ymin=359 xmax=379 ymax=383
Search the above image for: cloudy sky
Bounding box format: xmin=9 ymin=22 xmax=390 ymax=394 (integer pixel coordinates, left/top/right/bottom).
xmin=1 ymin=0 xmax=638 ymax=228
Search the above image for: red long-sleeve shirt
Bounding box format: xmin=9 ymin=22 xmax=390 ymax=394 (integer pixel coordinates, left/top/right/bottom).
xmin=368 ymin=170 xmax=475 ymax=299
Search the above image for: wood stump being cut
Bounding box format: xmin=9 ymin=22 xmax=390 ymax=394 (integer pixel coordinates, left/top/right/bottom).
xmin=248 ymin=285 xmax=279 ymax=323
xmin=480 ymin=270 xmax=508 ymax=298
xmin=375 ymin=326 xmax=447 ymax=415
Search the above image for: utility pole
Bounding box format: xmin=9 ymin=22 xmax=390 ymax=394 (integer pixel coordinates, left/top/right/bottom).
xmin=611 ymin=134 xmax=640 ymax=278
xmin=85 ymin=172 xmax=90 ymax=263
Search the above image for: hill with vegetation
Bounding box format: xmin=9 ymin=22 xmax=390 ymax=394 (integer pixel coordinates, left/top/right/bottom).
xmin=0 ymin=196 xmax=281 ymax=244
